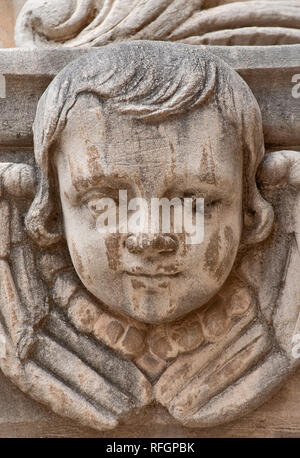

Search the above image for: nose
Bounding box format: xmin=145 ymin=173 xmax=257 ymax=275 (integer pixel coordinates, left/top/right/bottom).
xmin=125 ymin=233 xmax=179 ymax=255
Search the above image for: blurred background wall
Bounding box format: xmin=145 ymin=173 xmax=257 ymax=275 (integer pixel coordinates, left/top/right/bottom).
xmin=0 ymin=0 xmax=26 ymax=47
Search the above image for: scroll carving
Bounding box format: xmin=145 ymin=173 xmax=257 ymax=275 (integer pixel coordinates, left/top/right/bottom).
xmin=15 ymin=0 xmax=300 ymax=48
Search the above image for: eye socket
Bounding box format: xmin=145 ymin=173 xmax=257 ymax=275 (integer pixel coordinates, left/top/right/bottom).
xmin=181 ymin=193 xmax=204 ymax=214
xmin=82 ymin=190 xmax=119 ymax=217
xmin=205 ymin=199 xmax=222 ymax=210
xmin=165 ymin=189 xmax=223 ymax=214
xmin=87 ymin=197 xmax=111 ymax=215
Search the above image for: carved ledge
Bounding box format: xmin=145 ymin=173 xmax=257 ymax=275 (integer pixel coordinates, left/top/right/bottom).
xmin=0 ymin=45 xmax=299 ymax=147
xmin=0 ymin=42 xmax=299 ymax=432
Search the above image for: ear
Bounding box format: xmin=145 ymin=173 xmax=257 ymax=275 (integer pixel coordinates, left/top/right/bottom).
xmin=241 ymin=188 xmax=274 ymax=245
xmin=25 ymin=172 xmax=64 ymax=247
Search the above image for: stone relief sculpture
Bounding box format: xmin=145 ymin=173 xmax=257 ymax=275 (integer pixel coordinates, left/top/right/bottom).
xmin=0 ymin=40 xmax=300 ymax=431
xmin=15 ymin=0 xmax=300 ymax=48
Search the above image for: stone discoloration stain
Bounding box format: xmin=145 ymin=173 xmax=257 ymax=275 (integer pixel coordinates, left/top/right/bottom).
xmin=215 ymin=226 xmax=235 ymax=282
xmin=71 ymin=240 xmax=85 ymax=278
xmin=106 ymin=320 xmax=125 ymax=345
xmin=3 ymin=269 xmax=17 ymax=303
xmin=199 ymin=143 xmax=217 ymax=185
xmin=3 ymin=37 xmax=297 ymax=435
xmin=105 ymin=234 xmax=121 ymax=271
xmin=131 ymin=279 xmax=146 ymax=289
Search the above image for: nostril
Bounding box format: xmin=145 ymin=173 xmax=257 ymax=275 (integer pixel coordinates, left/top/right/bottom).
xmin=153 ymin=235 xmax=179 ymax=253
xmin=125 ymin=234 xmax=143 ymax=254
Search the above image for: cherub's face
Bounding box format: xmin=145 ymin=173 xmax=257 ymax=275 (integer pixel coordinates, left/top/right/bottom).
xmin=54 ymin=96 xmax=243 ymax=323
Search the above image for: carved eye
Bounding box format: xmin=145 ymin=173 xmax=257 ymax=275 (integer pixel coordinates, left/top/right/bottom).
xmin=182 ymin=193 xmax=204 ymax=213
xmin=205 ymin=199 xmax=221 ymax=209
xmin=83 ymin=192 xmax=119 ymax=217
xmin=204 ymin=199 xmax=222 ymax=217
xmin=193 ymin=196 xmax=205 ymax=213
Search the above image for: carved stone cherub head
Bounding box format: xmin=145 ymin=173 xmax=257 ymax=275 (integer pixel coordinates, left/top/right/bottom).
xmin=26 ymin=41 xmax=273 ymax=324
xmin=2 ymin=40 xmax=300 ymax=432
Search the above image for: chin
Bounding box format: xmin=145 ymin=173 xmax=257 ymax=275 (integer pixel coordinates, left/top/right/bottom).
xmin=122 ymin=295 xmax=192 ymax=324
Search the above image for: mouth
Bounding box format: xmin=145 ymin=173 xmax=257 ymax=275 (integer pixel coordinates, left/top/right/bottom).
xmin=124 ymin=270 xmax=182 ymax=280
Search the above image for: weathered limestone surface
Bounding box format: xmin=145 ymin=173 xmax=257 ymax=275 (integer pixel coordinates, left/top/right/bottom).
xmin=0 ymin=0 xmax=26 ymax=47
xmin=0 ymin=45 xmax=299 ymax=147
xmin=15 ymin=0 xmax=300 ymax=48
xmin=0 ymin=41 xmax=300 ymax=436
xmin=1 ymin=366 xmax=300 ymax=438
xmin=0 ymin=0 xmax=300 ymax=437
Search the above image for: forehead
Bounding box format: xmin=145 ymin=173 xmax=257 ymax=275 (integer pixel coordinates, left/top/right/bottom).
xmin=57 ymin=95 xmax=243 ymax=192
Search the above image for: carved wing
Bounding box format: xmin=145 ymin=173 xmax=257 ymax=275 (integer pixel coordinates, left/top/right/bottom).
xmin=0 ymin=163 xmax=151 ymax=432
xmin=154 ymin=150 xmax=300 ymax=428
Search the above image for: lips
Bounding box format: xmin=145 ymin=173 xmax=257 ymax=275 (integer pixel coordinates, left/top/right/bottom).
xmin=124 ymin=270 xmax=181 ymax=279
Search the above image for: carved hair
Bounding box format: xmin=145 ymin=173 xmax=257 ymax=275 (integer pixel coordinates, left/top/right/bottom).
xmin=26 ymin=40 xmax=273 ymax=246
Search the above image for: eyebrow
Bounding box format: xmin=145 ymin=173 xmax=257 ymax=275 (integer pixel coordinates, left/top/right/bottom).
xmin=69 ymin=170 xmax=237 ymax=194
xmin=69 ymin=173 xmax=135 ymax=197
xmin=176 ymin=173 xmax=236 ymax=191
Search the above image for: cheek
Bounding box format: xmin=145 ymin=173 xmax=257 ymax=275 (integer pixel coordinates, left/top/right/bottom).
xmin=195 ymin=205 xmax=242 ymax=284
xmin=104 ymin=233 xmax=122 ymax=271
xmin=203 ymin=225 xmax=238 ymax=284
xmin=62 ymin=204 xmax=109 ymax=282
